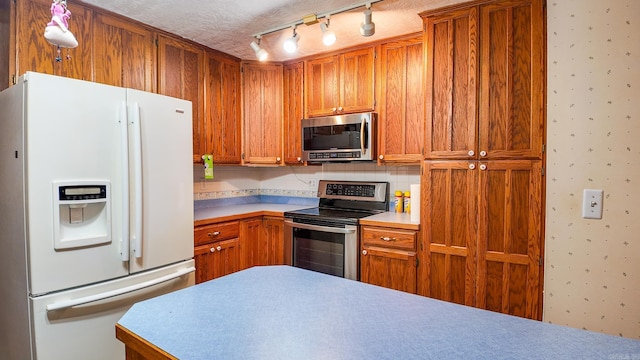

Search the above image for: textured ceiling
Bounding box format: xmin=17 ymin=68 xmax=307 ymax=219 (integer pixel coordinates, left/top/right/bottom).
xmin=77 ymin=0 xmax=462 ymax=61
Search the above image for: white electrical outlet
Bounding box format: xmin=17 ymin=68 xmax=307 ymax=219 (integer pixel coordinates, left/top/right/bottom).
xmin=582 ymin=189 xmax=603 ymax=219
xmin=308 ymin=178 xmax=318 ymax=189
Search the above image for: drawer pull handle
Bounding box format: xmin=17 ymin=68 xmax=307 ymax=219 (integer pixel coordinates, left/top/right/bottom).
xmin=208 ymin=231 xmax=221 ymax=237
xmin=380 ymin=236 xmax=396 ymax=242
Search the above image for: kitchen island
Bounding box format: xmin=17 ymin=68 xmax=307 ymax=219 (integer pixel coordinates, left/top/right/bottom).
xmin=116 ymin=266 xmax=640 ymax=359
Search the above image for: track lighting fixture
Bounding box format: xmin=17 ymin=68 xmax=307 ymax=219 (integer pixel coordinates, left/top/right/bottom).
xmin=360 ymin=3 xmax=375 ymax=37
xmin=250 ymin=0 xmax=383 ymax=58
xmin=320 ymin=17 xmax=336 ymax=46
xmin=250 ymin=37 xmax=268 ymax=61
xmin=283 ymin=26 xmax=299 ymax=54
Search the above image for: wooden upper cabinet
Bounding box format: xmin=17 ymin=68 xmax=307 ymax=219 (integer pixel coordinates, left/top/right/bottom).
xmin=242 ymin=62 xmax=283 ymax=165
xmin=377 ymin=35 xmax=424 ymax=164
xmin=479 ymin=0 xmax=544 ymax=159
xmin=203 ymin=52 xmax=241 ymax=164
xmin=15 ymin=0 xmax=92 ymax=81
xmin=283 ymin=61 xmax=304 ymax=165
xmin=423 ymin=0 xmax=544 ymax=160
xmin=92 ymin=13 xmax=156 ymax=91
xmin=157 ymin=35 xmax=204 ymax=162
xmin=305 ymin=47 xmax=375 ymax=117
xmin=424 ymin=7 xmax=478 ymax=160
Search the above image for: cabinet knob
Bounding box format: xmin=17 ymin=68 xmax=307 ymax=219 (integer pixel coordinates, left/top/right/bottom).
xmin=332 ymin=107 xmax=337 ymax=113
xmin=338 ymin=106 xmax=344 ymax=112
xmin=379 ymin=154 xmax=384 ymax=160
xmin=276 ymin=157 xmax=281 ymax=163
xmin=480 ymin=151 xmax=487 ymax=157
xmin=209 ymin=247 xmax=215 ymax=253
xmin=297 ymin=157 xmax=303 ymax=163
xmin=468 ymin=150 xmax=475 ymax=156
xmin=216 ymin=246 xmax=222 ymax=251
xmin=479 ymin=164 xmax=487 ymax=171
xmin=362 ymin=250 xmax=368 ymax=255
xmin=208 ymin=231 xmax=221 ymax=237
xmin=469 ymin=164 xmax=476 ymax=170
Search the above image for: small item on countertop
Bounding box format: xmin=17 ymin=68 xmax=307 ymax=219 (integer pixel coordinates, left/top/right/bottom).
xmin=394 ymin=190 xmax=404 ymax=213
xmin=404 ymin=191 xmax=410 ymax=214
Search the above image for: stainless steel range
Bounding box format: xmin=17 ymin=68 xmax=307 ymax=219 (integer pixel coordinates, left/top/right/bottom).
xmin=284 ymin=180 xmax=389 ymax=280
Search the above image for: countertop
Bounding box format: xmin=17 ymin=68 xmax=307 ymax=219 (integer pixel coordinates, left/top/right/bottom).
xmin=195 ymin=203 xmax=419 ymax=228
xmin=117 ymin=266 xmax=640 ymax=360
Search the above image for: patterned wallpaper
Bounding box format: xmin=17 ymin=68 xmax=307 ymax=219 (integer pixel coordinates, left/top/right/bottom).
xmin=545 ymin=0 xmax=640 ymax=339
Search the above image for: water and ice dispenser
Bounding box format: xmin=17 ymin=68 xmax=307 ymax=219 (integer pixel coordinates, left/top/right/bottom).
xmin=53 ymin=181 xmax=111 ymax=250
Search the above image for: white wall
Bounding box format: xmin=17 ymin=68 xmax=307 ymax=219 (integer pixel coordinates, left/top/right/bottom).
xmin=544 ymin=0 xmax=640 ymax=339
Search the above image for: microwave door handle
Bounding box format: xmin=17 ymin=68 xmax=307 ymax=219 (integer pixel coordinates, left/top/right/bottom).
xmin=360 ymin=117 xmax=366 ymax=155
xmin=285 ymin=220 xmax=355 ymax=234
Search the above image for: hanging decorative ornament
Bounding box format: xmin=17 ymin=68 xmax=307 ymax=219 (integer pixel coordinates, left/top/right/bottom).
xmin=44 ymin=0 xmax=78 ymax=49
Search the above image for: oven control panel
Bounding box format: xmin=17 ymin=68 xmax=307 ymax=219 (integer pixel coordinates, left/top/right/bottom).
xmin=318 ymin=180 xmax=388 ymax=202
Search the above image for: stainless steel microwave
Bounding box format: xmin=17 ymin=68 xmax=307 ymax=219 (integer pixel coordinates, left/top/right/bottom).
xmin=301 ymin=112 xmax=376 ymax=162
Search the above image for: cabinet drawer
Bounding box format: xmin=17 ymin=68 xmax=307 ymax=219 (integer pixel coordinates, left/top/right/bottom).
xmin=194 ymin=221 xmax=240 ymax=245
xmin=361 ymin=226 xmax=416 ymax=250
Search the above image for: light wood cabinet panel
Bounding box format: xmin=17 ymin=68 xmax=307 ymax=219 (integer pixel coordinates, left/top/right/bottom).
xmin=283 ymin=61 xmax=305 ymax=165
xmin=479 ymin=0 xmax=544 ymax=159
xmin=92 ymin=13 xmax=155 ymax=91
xmin=203 ymin=52 xmax=241 ymax=164
xmin=476 ymin=160 xmax=542 ymax=319
xmin=242 ymin=62 xmax=283 ymax=165
xmin=361 ymin=226 xmax=417 ymax=294
xmin=305 ymin=47 xmax=375 ymax=117
xmin=15 ymin=0 xmax=92 ymax=81
xmin=157 ymin=35 xmax=204 ymax=163
xmin=424 ymin=7 xmax=478 ymax=160
xmin=419 ymin=161 xmax=477 ymax=306
xmin=377 ymin=35 xmax=424 ymax=164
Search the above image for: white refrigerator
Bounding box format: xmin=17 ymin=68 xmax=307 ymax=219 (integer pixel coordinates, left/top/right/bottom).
xmin=0 ymin=72 xmax=196 ymax=360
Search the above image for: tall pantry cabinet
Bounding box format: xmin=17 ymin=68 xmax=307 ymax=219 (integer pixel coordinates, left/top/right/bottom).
xmin=419 ymin=0 xmax=545 ymax=320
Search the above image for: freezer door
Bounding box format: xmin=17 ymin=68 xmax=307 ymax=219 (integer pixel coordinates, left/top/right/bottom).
xmin=126 ymin=89 xmax=194 ymax=274
xmin=30 ymin=260 xmax=195 ymax=360
xmin=24 ymin=72 xmax=130 ymax=296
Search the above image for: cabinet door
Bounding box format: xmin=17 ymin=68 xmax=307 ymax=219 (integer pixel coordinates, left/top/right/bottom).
xmin=476 ymin=160 xmax=542 ymax=319
xmin=242 ymin=62 xmax=283 ymax=165
xmin=263 ymin=216 xmax=285 ymax=265
xmin=419 ymin=161 xmax=477 ymax=306
xmin=361 ymin=246 xmax=417 ymax=293
xmin=92 ymin=13 xmax=155 ymax=91
xmin=378 ymin=36 xmax=424 ymax=164
xmin=305 ymin=55 xmax=339 ymax=117
xmin=239 ymin=217 xmax=264 ymax=269
xmin=283 ymin=61 xmax=304 ymax=165
xmin=479 ymin=0 xmax=544 ymax=159
xmin=204 ymin=52 xmax=241 ymax=164
xmin=157 ymin=35 xmax=204 ymax=163
xmin=339 ymin=47 xmax=375 ymax=114
xmin=15 ymin=0 xmax=92 ymax=80
xmin=424 ymin=7 xmax=478 ymax=160
xmin=194 ymin=238 xmax=240 ymax=284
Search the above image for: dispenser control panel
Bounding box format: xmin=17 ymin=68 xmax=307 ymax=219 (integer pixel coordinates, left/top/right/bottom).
xmin=58 ymin=185 xmax=107 ymax=201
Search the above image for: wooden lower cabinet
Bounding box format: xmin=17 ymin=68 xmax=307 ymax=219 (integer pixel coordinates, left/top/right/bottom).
xmin=193 ymin=220 xmax=240 ymax=283
xmin=419 ymin=160 xmax=543 ymax=319
xmin=360 ymin=226 xmax=418 ymax=294
xmin=239 ymin=216 xmax=285 ymax=268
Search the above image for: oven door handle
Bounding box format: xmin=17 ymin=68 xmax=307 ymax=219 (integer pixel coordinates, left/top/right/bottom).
xmin=285 ymin=220 xmax=356 ymax=234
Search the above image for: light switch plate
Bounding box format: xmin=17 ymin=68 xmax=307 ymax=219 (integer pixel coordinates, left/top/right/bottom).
xmin=582 ymin=189 xmax=603 ymax=219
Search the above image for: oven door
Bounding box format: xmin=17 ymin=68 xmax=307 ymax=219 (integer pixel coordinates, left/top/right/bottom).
xmin=284 ymin=220 xmax=358 ymax=280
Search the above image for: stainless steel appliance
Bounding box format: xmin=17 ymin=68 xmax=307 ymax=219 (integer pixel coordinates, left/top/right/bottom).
xmin=301 ymin=112 xmax=376 ymax=162
xmin=284 ymin=180 xmax=389 ymax=280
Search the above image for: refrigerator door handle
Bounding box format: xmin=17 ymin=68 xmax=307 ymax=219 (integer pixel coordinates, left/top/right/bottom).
xmin=130 ymin=102 xmax=143 ymax=259
xmin=119 ymin=102 xmax=130 ymax=261
xmin=45 ymin=266 xmax=195 ymax=312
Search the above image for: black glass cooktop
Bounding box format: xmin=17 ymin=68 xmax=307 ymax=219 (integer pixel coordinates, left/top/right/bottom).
xmin=284 ymin=207 xmax=381 ymax=225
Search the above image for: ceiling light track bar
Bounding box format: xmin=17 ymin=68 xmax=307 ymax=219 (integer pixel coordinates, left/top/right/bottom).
xmin=252 ymin=0 xmax=383 ymax=38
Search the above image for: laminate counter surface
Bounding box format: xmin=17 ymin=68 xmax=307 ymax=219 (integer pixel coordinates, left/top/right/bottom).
xmin=117 ymin=266 xmax=640 ymax=359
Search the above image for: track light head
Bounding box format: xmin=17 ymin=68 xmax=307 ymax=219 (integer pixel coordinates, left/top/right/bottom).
xmin=360 ymin=8 xmax=375 ymax=37
xmin=320 ymin=20 xmax=336 ymax=46
xmin=250 ymin=38 xmax=268 ymax=61
xmin=283 ymin=27 xmax=299 ymax=54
